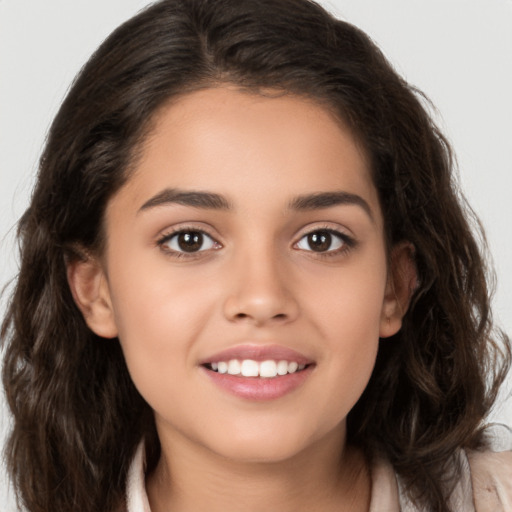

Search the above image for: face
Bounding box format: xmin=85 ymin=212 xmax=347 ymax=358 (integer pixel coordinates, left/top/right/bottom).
xmin=71 ymin=87 xmax=408 ymax=464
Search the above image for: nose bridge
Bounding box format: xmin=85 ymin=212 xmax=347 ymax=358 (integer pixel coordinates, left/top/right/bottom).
xmin=223 ymin=235 xmax=298 ymax=325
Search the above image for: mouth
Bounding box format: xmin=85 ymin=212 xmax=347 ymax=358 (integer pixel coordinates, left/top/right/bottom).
xmin=200 ymin=345 xmax=315 ymax=400
xmin=203 ymin=359 xmax=310 ymax=378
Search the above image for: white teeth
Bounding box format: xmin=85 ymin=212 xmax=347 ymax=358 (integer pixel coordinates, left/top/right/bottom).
xmin=240 ymin=359 xmax=259 ymax=377
xmin=209 ymin=359 xmax=308 ymax=378
xmin=276 ymin=360 xmax=288 ymax=375
xmin=259 ymin=360 xmax=277 ymax=378
xmin=288 ymin=361 xmax=299 ymax=373
xmin=227 ymin=359 xmax=241 ymax=375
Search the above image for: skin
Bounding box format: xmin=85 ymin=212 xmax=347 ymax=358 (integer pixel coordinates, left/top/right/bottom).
xmin=68 ymin=87 xmax=414 ymax=512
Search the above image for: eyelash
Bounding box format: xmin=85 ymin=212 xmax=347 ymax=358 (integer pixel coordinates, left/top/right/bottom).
xmin=294 ymin=227 xmax=357 ymax=258
xmin=156 ymin=226 xmax=357 ymax=259
xmin=156 ymin=227 xmax=221 ymax=259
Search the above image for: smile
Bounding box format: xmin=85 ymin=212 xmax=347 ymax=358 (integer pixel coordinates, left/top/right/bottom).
xmin=206 ymin=359 xmax=307 ymax=378
xmin=200 ymin=345 xmax=315 ymax=400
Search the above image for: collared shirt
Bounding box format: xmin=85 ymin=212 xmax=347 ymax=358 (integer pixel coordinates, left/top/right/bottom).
xmin=126 ymin=440 xmax=512 ymax=511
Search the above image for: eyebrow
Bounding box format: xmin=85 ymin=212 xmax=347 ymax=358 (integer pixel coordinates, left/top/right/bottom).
xmin=138 ymin=188 xmax=373 ymax=221
xmin=139 ymin=188 xmax=232 ymax=212
xmin=288 ymin=191 xmax=374 ymax=221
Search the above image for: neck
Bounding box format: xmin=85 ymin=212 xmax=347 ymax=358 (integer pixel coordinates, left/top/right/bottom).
xmin=146 ymin=425 xmax=370 ymax=512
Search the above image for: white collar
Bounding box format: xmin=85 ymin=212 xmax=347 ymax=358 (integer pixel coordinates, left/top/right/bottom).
xmin=125 ymin=425 xmax=510 ymax=511
xmin=126 ymin=442 xmax=152 ymax=512
xmin=125 ymin=443 xmax=403 ymax=512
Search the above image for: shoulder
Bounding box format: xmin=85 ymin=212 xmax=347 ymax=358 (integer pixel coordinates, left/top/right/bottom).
xmin=468 ymin=449 xmax=512 ymax=512
xmin=467 ymin=424 xmax=512 ymax=512
xmin=391 ymin=424 xmax=512 ymax=512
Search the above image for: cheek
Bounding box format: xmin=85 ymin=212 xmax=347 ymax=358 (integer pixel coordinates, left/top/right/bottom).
xmin=104 ymin=258 xmax=219 ymax=397
xmin=305 ymin=255 xmax=388 ymax=341
xmin=302 ymin=256 xmax=387 ymax=398
xmin=106 ymin=259 xmax=249 ymax=416
xmin=111 ymin=289 xmax=207 ymax=353
xmin=107 ymin=242 xmax=219 ymax=338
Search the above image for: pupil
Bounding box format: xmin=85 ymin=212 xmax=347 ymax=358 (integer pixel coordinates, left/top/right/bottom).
xmin=178 ymin=232 xmax=203 ymax=252
xmin=308 ymin=231 xmax=331 ymax=252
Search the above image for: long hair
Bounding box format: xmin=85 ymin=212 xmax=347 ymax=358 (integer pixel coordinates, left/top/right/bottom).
xmin=2 ymin=1 xmax=510 ymax=511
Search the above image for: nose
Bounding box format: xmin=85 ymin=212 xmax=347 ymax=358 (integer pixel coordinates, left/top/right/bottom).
xmin=222 ymin=248 xmax=299 ymax=327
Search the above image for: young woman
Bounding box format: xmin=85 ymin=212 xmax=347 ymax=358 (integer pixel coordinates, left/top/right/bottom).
xmin=2 ymin=1 xmax=511 ymax=511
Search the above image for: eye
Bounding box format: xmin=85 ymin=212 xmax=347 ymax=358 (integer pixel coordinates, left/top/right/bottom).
xmin=295 ymin=229 xmax=349 ymax=253
xmin=159 ymin=230 xmax=219 ymax=254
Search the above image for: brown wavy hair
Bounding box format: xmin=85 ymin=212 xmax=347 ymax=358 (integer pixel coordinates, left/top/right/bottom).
xmin=2 ymin=1 xmax=510 ymax=511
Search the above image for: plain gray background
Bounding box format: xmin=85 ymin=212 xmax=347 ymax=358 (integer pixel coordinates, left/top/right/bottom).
xmin=1 ymin=1 xmax=511 ymax=510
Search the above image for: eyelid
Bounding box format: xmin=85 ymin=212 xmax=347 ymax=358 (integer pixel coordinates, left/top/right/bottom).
xmin=293 ymin=224 xmax=357 ymax=255
xmin=294 ymin=222 xmax=354 ymax=241
xmin=156 ymin=224 xmax=222 ymax=256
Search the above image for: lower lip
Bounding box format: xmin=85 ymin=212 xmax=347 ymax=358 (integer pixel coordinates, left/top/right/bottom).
xmin=201 ymin=366 xmax=314 ymax=401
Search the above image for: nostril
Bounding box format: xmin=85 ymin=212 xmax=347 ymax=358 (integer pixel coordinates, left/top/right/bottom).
xmin=223 ymin=294 xmax=298 ymax=325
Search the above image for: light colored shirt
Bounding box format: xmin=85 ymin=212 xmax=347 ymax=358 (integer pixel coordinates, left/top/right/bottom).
xmin=126 ymin=438 xmax=512 ymax=511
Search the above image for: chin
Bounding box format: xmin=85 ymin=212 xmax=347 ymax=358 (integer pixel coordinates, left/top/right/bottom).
xmin=214 ymin=439 xmax=309 ymax=464
xmin=203 ymin=420 xmax=340 ymax=465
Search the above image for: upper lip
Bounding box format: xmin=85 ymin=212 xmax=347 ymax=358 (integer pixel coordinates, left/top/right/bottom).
xmin=199 ymin=344 xmax=314 ymax=365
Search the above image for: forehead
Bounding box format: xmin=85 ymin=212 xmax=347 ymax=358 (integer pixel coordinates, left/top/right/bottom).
xmin=112 ymin=87 xmax=379 ymax=219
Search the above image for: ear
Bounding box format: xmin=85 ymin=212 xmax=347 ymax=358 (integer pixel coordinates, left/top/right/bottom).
xmin=379 ymin=242 xmax=418 ymax=338
xmin=66 ymin=255 xmax=118 ymax=339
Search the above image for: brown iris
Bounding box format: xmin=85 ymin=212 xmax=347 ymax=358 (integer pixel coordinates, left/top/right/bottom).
xmin=307 ymin=231 xmax=333 ymax=252
xmin=177 ymin=232 xmax=204 ymax=252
